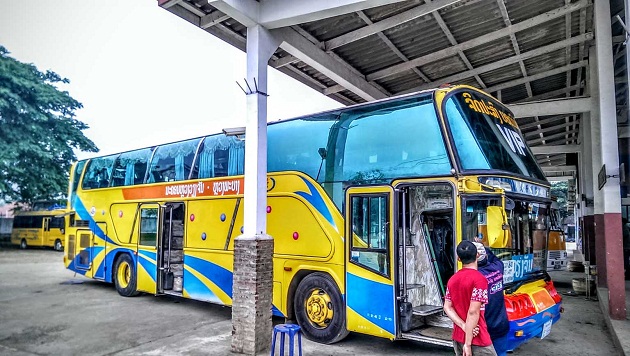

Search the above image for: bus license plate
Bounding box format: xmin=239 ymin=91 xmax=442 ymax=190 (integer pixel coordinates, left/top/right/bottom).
xmin=541 ymin=320 xmax=552 ymax=339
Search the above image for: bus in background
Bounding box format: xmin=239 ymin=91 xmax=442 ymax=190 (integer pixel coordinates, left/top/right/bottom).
xmin=547 ymin=202 xmax=567 ymax=270
xmin=64 ymin=85 xmax=561 ymax=350
xmin=11 ymin=202 xmax=67 ymax=251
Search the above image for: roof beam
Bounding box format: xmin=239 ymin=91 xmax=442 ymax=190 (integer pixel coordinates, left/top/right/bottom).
xmin=518 ymin=115 xmax=568 ymax=130
xmin=547 ymin=176 xmax=575 ymax=182
xmin=401 ymin=33 xmax=593 ymax=94
xmin=508 ymin=97 xmax=590 ymax=118
xmin=528 ymin=129 xmax=579 ymax=145
xmin=432 ymin=1 xmax=486 ymax=88
xmin=524 ymin=120 xmax=579 ymax=137
xmin=366 ymin=0 xmax=590 ymax=81
xmin=542 ymin=165 xmax=577 ymax=172
xmin=486 ymin=61 xmax=588 ymax=93
xmin=530 ymin=145 xmax=580 ymax=155
xmin=511 ymin=84 xmax=583 ymax=104
xmin=200 ymin=11 xmax=231 ymax=29
xmin=209 ymin=0 xmax=409 ymax=29
xmin=325 ymin=0 xmax=460 ymax=50
xmin=355 ymin=10 xmax=431 ymax=83
xmin=274 ymin=27 xmax=387 ymax=101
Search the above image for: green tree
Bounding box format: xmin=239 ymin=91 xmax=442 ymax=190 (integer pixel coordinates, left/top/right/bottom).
xmin=550 ymin=181 xmax=569 ymax=219
xmin=0 ymin=46 xmax=98 ymax=205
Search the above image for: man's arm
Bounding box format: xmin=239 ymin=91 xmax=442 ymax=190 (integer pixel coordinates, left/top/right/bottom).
xmin=464 ymin=301 xmax=482 ymax=355
xmin=443 ymin=299 xmax=466 ymax=330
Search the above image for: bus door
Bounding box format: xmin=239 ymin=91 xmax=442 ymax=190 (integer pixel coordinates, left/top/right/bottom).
xmin=157 ymin=202 xmax=185 ymax=295
xmin=42 ymin=217 xmax=51 ymax=246
xmin=136 ymin=204 xmax=161 ymax=294
xmin=345 ymin=186 xmax=397 ymax=339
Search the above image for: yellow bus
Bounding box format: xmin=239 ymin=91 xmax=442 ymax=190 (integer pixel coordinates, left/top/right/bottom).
xmin=11 ymin=205 xmax=67 ymax=251
xmin=64 ymin=85 xmax=561 ymax=350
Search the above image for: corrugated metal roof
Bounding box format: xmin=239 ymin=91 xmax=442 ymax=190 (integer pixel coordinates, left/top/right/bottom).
xmin=159 ymin=0 xmax=628 ymax=177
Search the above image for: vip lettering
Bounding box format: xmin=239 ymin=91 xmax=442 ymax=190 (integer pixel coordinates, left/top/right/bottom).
xmin=165 ymin=182 xmax=204 ymax=197
xmin=496 ymin=124 xmax=526 ymax=156
xmin=212 ymin=180 xmax=241 ymax=196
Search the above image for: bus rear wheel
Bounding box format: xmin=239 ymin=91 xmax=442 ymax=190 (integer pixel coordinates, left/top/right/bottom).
xmin=114 ymin=254 xmax=139 ymax=297
xmin=54 ymin=239 xmax=63 ymax=251
xmin=20 ymin=239 xmax=27 ymax=250
xmin=294 ymin=272 xmax=348 ymax=344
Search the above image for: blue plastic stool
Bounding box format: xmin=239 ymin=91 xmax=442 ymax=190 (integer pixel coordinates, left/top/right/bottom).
xmin=270 ymin=324 xmax=302 ymax=356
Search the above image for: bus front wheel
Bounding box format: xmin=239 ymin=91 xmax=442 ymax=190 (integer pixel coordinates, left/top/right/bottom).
xmin=114 ymin=254 xmax=139 ymax=297
xmin=54 ymin=239 xmax=63 ymax=251
xmin=294 ymin=272 xmax=348 ymax=344
xmin=20 ymin=239 xmax=27 ymax=250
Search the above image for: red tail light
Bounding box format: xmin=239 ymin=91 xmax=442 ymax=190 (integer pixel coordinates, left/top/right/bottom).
xmin=545 ymin=281 xmax=562 ymax=304
xmin=504 ymin=294 xmax=536 ymax=320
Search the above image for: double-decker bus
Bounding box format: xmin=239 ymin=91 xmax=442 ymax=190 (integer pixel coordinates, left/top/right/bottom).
xmin=11 ymin=202 xmax=67 ymax=251
xmin=64 ymin=85 xmax=561 ymax=350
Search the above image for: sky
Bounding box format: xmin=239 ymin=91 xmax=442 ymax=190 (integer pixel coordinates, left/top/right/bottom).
xmin=0 ymin=0 xmax=342 ymax=160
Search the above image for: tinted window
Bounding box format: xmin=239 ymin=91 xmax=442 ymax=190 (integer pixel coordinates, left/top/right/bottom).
xmin=268 ymin=119 xmax=332 ymax=179
xmin=82 ymin=154 xmax=118 ymax=189
xmin=340 ymin=96 xmax=451 ymax=184
xmin=111 ymin=148 xmax=153 ymax=186
xmin=192 ymin=135 xmax=244 ymax=179
xmin=148 ymin=138 xmax=200 ymax=183
xmin=444 ymin=91 xmax=546 ymax=181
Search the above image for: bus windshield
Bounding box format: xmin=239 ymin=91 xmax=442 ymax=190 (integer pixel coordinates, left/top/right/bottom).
xmin=443 ymin=90 xmax=546 ymax=181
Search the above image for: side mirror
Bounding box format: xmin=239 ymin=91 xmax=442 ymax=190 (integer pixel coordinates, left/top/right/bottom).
xmin=486 ymin=206 xmax=508 ymax=248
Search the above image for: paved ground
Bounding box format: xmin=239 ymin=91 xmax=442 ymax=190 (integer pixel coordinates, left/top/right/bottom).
xmin=0 ymin=248 xmax=620 ymax=355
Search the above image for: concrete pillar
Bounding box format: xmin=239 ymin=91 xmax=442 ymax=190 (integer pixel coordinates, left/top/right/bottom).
xmin=593 ymin=0 xmax=626 ymax=320
xmin=231 ymin=25 xmax=279 ymax=354
xmin=581 ymin=111 xmax=595 ymax=262
xmin=589 ymin=46 xmax=604 ymax=275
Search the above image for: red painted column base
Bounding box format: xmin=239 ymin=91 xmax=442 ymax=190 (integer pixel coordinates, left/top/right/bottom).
xmin=603 ymin=213 xmax=626 ymax=320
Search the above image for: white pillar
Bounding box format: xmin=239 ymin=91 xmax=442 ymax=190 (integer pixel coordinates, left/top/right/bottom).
xmin=231 ymin=25 xmax=280 ymax=355
xmin=593 ymin=0 xmax=625 ymax=319
xmin=243 ymin=25 xmax=280 ymax=238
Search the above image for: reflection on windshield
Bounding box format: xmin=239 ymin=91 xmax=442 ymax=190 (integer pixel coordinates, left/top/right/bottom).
xmin=443 ymin=91 xmax=546 ymax=181
xmin=462 ymin=198 xmax=549 ymax=281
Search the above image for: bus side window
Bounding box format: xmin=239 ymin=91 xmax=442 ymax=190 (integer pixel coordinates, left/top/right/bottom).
xmin=350 ymin=195 xmax=389 ymax=276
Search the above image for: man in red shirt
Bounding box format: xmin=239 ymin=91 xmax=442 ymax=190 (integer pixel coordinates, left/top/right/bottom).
xmin=443 ymin=240 xmax=496 ymax=356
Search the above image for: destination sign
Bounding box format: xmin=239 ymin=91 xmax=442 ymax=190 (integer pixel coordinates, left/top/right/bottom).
xmin=478 ymin=176 xmax=549 ymax=198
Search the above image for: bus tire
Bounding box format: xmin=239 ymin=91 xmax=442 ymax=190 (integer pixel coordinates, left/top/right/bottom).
xmin=294 ymin=272 xmax=348 ymax=344
xmin=114 ymin=254 xmax=139 ymax=297
xmin=20 ymin=239 xmax=27 ymax=250
xmin=54 ymin=239 xmax=63 ymax=251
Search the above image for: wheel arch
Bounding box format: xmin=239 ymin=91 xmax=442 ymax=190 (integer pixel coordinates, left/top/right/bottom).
xmin=286 ymin=268 xmax=344 ymax=321
xmin=110 ymin=250 xmax=134 ymax=283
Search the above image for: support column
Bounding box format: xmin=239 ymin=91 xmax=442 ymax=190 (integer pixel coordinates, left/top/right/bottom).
xmin=581 ymin=112 xmax=595 ymax=262
xmin=589 ymin=46 xmax=604 ymax=277
xmin=231 ymin=25 xmax=280 ymax=354
xmin=594 ymin=0 xmax=626 ymax=320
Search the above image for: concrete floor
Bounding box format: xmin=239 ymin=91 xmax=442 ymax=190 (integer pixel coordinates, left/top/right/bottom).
xmin=0 ymin=248 xmax=619 ymax=355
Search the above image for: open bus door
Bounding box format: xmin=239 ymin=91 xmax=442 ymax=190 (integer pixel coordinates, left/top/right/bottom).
xmin=345 ymin=186 xmax=397 ymax=339
xmin=135 ymin=204 xmax=162 ymax=294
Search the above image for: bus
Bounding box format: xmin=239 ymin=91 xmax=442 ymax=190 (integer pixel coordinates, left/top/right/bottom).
xmin=546 ymin=202 xmax=568 ymax=270
xmin=11 ymin=203 xmax=67 ymax=251
xmin=63 ymin=85 xmax=561 ymax=350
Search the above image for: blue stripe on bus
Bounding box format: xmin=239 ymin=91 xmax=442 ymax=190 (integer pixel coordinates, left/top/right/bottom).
xmin=346 ymin=273 xmax=395 ymax=335
xmin=137 ymin=252 xmax=157 ymax=282
xmin=295 ymin=177 xmax=335 ymax=229
xmin=183 ymin=268 xmax=220 ymax=303
xmin=73 ymin=198 xmax=117 ymax=246
xmin=184 ymin=255 xmax=233 ymax=298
